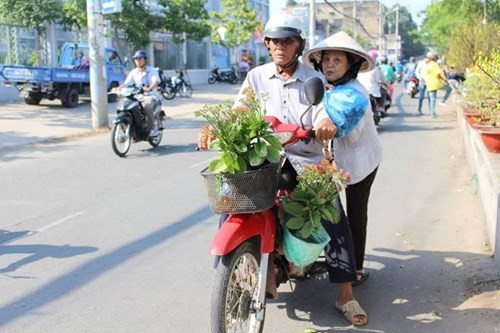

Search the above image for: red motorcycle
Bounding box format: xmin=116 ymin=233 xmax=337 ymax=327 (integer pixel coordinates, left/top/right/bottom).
xmin=201 ymin=77 xmax=325 ymax=333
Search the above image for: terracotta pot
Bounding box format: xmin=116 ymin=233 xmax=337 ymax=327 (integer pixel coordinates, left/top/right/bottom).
xmin=462 ymin=108 xmax=483 ymax=126
xmin=476 ymin=126 xmax=500 ymax=153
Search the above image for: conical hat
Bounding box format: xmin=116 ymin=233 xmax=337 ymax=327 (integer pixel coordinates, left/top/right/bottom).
xmin=303 ymin=31 xmax=375 ymax=73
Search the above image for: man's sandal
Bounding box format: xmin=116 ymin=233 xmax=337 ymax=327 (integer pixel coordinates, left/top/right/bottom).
xmin=352 ymin=271 xmax=370 ymax=287
xmin=335 ymin=299 xmax=368 ymax=326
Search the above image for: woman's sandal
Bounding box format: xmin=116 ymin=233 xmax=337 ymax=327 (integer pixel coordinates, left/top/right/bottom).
xmin=335 ymin=299 xmax=368 ymax=326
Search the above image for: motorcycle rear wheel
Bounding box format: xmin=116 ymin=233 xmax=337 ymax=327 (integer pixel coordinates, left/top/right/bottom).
xmin=161 ymin=86 xmax=176 ymax=100
xmin=148 ymin=115 xmax=163 ymax=147
xmin=111 ymin=120 xmax=131 ymax=157
xmin=211 ymin=240 xmax=265 ymax=333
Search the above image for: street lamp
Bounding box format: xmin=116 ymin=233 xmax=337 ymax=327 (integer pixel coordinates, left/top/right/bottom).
xmin=378 ymin=4 xmax=399 ymax=65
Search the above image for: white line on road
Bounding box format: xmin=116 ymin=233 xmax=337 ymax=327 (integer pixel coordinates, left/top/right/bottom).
xmin=36 ymin=211 xmax=84 ymax=233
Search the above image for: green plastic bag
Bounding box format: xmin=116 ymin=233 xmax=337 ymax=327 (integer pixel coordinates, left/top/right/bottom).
xmin=282 ymin=224 xmax=331 ymax=267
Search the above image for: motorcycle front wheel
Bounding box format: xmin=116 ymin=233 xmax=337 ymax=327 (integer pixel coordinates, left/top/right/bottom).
xmin=211 ymin=240 xmax=265 ymax=333
xmin=111 ymin=120 xmax=132 ymax=157
xmin=228 ymin=74 xmax=238 ymax=85
xmin=208 ymin=76 xmax=216 ymax=84
xmin=179 ymin=83 xmax=193 ymax=98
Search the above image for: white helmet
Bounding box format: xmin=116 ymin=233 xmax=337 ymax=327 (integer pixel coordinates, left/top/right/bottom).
xmin=264 ymin=14 xmax=305 ymax=40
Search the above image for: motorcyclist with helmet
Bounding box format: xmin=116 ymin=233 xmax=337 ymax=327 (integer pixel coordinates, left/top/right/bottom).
xmin=119 ymin=50 xmax=161 ymax=137
xmin=198 ymin=14 xmax=368 ymax=326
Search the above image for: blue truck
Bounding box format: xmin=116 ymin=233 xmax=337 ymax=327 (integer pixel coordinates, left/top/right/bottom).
xmin=0 ymin=43 xmax=127 ymax=108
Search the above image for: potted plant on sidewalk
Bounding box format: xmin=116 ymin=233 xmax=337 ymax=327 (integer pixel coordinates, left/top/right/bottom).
xmin=462 ymin=50 xmax=500 ymax=152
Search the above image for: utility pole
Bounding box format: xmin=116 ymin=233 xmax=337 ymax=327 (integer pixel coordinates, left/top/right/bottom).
xmin=395 ymin=5 xmax=399 ymax=67
xmin=353 ymin=0 xmax=357 ymax=39
xmin=86 ymin=0 xmax=108 ymax=129
xmin=309 ymin=0 xmax=315 ymax=48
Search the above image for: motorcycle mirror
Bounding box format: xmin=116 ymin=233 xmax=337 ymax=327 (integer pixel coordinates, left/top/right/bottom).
xmin=304 ymin=77 xmax=325 ymax=106
xmin=299 ymin=77 xmax=325 ymax=129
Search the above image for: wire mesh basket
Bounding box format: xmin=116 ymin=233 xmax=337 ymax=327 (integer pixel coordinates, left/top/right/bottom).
xmin=200 ymin=162 xmax=282 ymax=214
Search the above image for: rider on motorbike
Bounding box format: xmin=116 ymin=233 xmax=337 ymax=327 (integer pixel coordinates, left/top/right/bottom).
xmin=119 ymin=50 xmax=161 ymax=137
xmin=199 ymin=14 xmax=368 ymax=326
xmin=357 ymin=50 xmax=387 ymax=119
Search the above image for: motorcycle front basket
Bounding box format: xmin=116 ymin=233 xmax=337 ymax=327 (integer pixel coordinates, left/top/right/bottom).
xmin=200 ymin=162 xmax=282 ymax=214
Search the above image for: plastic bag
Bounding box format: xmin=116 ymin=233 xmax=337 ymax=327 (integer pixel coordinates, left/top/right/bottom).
xmin=282 ymin=224 xmax=331 ymax=267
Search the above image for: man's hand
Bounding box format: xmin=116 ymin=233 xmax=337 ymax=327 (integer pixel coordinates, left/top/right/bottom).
xmin=314 ymin=118 xmax=337 ymax=142
xmin=197 ymin=124 xmax=215 ymax=150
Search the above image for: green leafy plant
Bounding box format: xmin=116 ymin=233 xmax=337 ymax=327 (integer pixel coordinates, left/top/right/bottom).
xmin=464 ymin=49 xmax=500 ymax=126
xmin=195 ymin=87 xmax=282 ymax=174
xmin=283 ymin=160 xmax=350 ymax=240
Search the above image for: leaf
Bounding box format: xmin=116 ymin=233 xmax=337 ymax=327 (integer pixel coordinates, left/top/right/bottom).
xmin=283 ymin=202 xmax=305 ymax=216
xmin=290 ymin=190 xmax=309 ymax=202
xmin=254 ymin=140 xmax=268 ymax=157
xmin=234 ymin=142 xmax=248 ymax=153
xmin=311 ymin=210 xmax=321 ymax=228
xmin=286 ymin=216 xmax=305 ymax=230
xmin=299 ymin=220 xmax=314 ymax=239
xmin=266 ymin=147 xmax=281 ymax=164
xmin=209 ymin=158 xmax=227 ymax=173
xmin=326 ymin=204 xmax=340 ymax=223
xmin=249 ymin=149 xmax=265 ymax=167
xmin=320 ymin=206 xmax=333 ymax=222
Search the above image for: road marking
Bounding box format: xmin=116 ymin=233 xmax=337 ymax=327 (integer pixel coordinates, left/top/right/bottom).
xmin=190 ymin=157 xmax=214 ymax=169
xmin=36 ymin=211 xmax=84 ymax=233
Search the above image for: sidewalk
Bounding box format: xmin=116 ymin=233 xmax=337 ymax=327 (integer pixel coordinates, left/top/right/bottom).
xmin=0 ymin=83 xmax=241 ymax=151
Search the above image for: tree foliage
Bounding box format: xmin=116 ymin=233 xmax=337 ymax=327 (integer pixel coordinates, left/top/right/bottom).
xmin=0 ymin=0 xmax=63 ymax=33
xmin=158 ymin=0 xmax=211 ymax=44
xmin=384 ymin=5 xmax=425 ymax=59
xmin=420 ymin=0 xmax=499 ymax=69
xmin=208 ymin=0 xmax=259 ymax=49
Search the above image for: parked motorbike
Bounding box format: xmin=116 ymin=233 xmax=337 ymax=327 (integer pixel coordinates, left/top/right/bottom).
xmin=407 ymin=76 xmax=419 ymax=98
xmin=110 ymin=86 xmax=165 ymax=157
xmin=157 ymin=68 xmax=192 ymax=100
xmin=204 ymin=77 xmax=325 ymax=332
xmin=208 ymin=66 xmax=238 ymax=85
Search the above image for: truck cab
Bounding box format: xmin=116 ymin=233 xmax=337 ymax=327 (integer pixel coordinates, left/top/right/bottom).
xmin=0 ymin=42 xmax=126 ymax=108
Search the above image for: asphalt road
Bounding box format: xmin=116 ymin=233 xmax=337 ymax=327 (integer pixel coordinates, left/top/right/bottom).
xmin=0 ymin=84 xmax=498 ymax=332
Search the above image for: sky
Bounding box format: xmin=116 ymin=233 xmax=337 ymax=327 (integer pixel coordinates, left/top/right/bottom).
xmin=270 ymin=0 xmax=432 ymax=27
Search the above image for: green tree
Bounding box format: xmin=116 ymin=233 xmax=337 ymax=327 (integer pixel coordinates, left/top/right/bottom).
xmin=420 ymin=0 xmax=499 ymax=69
xmin=420 ymin=0 xmax=485 ymax=54
xmin=0 ymin=0 xmax=63 ymax=34
xmin=157 ymin=0 xmax=211 ymax=43
xmin=208 ymin=0 xmax=259 ymax=63
xmin=106 ymin=0 xmax=162 ymax=51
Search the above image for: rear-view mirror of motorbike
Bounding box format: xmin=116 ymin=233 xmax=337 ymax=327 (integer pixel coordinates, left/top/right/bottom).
xmin=299 ymin=77 xmax=325 ymax=129
xmin=304 ymin=77 xmax=325 ymax=106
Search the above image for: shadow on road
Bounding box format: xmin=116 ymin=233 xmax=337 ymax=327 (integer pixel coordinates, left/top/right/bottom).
xmin=269 ymin=248 xmax=499 ymax=332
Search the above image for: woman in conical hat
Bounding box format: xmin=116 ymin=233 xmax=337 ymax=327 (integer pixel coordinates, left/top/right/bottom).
xmin=304 ymin=32 xmax=383 ymax=319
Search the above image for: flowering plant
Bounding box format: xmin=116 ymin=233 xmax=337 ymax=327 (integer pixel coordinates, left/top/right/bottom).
xmin=195 ymin=87 xmax=282 ymax=174
xmin=283 ymin=159 xmax=351 ymax=239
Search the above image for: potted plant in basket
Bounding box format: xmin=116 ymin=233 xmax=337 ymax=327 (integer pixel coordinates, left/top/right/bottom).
xmin=281 ymin=159 xmax=351 ymax=267
xmin=196 ymin=87 xmax=284 ymax=213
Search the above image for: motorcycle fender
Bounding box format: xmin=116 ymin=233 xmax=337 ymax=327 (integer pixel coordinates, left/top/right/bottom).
xmin=113 ymin=112 xmax=132 ymax=125
xmin=210 ymin=210 xmax=276 ymax=257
